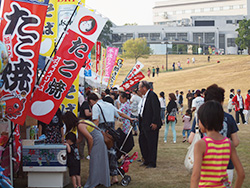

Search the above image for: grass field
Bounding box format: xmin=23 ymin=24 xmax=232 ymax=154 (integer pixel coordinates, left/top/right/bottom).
xmin=15 ymin=54 xmax=250 ymax=188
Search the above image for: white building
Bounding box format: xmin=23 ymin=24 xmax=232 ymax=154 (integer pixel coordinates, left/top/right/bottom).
xmin=111 ymin=0 xmax=250 ymax=55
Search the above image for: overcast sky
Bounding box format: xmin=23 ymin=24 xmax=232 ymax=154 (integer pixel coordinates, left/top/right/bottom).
xmin=85 ymin=0 xmax=157 ymax=26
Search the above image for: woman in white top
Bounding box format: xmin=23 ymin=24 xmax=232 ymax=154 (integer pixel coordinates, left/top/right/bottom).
xmin=159 ymin=91 xmax=166 ymax=123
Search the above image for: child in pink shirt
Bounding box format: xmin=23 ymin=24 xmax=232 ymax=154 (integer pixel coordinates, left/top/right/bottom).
xmin=182 ymin=109 xmax=192 ymax=142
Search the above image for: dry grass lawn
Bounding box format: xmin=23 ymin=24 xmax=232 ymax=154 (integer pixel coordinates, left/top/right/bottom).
xmin=15 ymin=54 xmax=250 ymax=188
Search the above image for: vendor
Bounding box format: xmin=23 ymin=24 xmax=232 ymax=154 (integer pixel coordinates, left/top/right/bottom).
xmin=38 ymin=108 xmax=64 ymax=144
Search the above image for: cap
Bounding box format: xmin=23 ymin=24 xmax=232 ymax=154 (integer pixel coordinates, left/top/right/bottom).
xmin=237 ymin=89 xmax=241 ymax=92
xmin=118 ymin=87 xmax=125 ymax=92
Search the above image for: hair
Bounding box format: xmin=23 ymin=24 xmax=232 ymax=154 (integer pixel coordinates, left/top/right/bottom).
xmin=248 ymin=89 xmax=250 ymax=94
xmin=180 ymin=91 xmax=183 ymax=95
xmin=201 ymin=88 xmax=206 ymax=94
xmin=140 ymin=81 xmax=150 ymax=90
xmin=105 ymin=88 xmax=110 ymax=95
xmin=120 ymin=91 xmax=130 ymax=100
xmin=87 ymin=92 xmax=99 ymax=103
xmin=204 ymin=84 xmax=225 ymax=103
xmin=65 ymin=132 xmax=76 ymax=144
xmin=111 ymin=92 xmax=118 ymax=100
xmin=169 ymin=93 xmax=176 ymax=101
xmin=62 ymin=111 xmax=78 ymax=133
xmin=160 ymin=91 xmax=165 ymax=99
xmin=186 ymin=109 xmax=192 ymax=121
xmin=198 ymin=100 xmax=224 ymax=132
xmin=230 ymin=89 xmax=234 ymax=92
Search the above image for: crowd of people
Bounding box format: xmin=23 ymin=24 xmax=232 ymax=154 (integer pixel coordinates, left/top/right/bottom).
xmin=37 ymin=81 xmax=249 ymax=187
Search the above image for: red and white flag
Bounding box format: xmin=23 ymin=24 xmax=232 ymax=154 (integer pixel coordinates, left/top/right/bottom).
xmin=28 ymin=6 xmax=107 ymax=124
xmin=95 ymin=41 xmax=101 ymax=76
xmin=122 ymin=61 xmax=144 ymax=84
xmin=14 ymin=124 xmax=21 ymax=163
xmin=0 ymin=0 xmax=49 ymax=125
xmin=120 ymin=71 xmax=145 ymax=91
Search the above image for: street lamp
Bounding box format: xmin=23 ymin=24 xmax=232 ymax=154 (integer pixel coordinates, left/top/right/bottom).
xmin=161 ymin=41 xmax=170 ymax=71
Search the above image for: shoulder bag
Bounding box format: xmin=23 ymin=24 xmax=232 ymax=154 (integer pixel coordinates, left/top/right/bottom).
xmin=96 ymin=103 xmax=120 ymax=141
xmin=184 ymin=119 xmax=201 ymax=173
xmin=79 ymin=119 xmax=114 ymax=150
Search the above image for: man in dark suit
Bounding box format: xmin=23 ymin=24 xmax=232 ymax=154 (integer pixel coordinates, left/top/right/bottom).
xmin=138 ymin=81 xmax=162 ymax=168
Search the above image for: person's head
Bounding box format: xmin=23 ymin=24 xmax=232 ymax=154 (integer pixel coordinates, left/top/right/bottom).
xmin=194 ymin=89 xmax=201 ymax=97
xmin=87 ymin=92 xmax=100 ymax=106
xmin=113 ymin=87 xmax=118 ymax=94
xmin=180 ymin=91 xmax=183 ymax=95
xmin=168 ymin=93 xmax=176 ymax=101
xmin=65 ymin=132 xmax=76 ymax=145
xmin=176 ymin=90 xmax=179 ymax=94
xmin=201 ymin=88 xmax=206 ymax=96
xmin=188 ymin=89 xmax=191 ymax=93
xmin=62 ymin=111 xmax=78 ymax=133
xmin=138 ymin=81 xmax=150 ymax=95
xmin=230 ymin=89 xmax=234 ymax=93
xmin=248 ymin=89 xmax=250 ymax=95
xmin=160 ymin=91 xmax=165 ymax=99
xmin=198 ymin=100 xmax=224 ymax=133
xmin=110 ymin=93 xmax=116 ymax=100
xmin=120 ymin=92 xmax=128 ymax=104
xmin=237 ymin=89 xmax=241 ymax=95
xmin=105 ymin=88 xmax=110 ymax=95
xmin=185 ymin=109 xmax=192 ymax=121
xmin=204 ymin=84 xmax=225 ymax=104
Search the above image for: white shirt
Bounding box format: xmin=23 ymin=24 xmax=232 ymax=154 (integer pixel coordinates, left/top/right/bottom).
xmin=139 ymin=89 xmax=150 ymax=117
xmin=92 ymin=100 xmax=120 ymax=123
xmin=159 ymin=97 xmax=166 ymax=108
xmin=237 ymin=94 xmax=243 ymax=109
xmin=192 ymin=96 xmax=204 ymax=115
xmin=130 ymin=94 xmax=142 ymax=116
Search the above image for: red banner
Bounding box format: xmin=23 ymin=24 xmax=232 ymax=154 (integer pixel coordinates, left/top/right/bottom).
xmin=0 ymin=0 xmax=49 ymax=125
xmin=14 ymin=124 xmax=21 ymax=163
xmin=28 ymin=6 xmax=107 ymax=124
xmin=120 ymin=72 xmax=145 ymax=91
xmin=96 ymin=41 xmax=101 ymax=75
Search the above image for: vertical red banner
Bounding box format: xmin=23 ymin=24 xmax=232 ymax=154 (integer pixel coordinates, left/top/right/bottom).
xmin=0 ymin=0 xmax=49 ymax=125
xmin=28 ymin=6 xmax=107 ymax=124
xmin=96 ymin=41 xmax=101 ymax=75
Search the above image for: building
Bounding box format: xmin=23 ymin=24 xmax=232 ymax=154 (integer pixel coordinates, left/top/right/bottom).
xmin=111 ymin=0 xmax=250 ymax=55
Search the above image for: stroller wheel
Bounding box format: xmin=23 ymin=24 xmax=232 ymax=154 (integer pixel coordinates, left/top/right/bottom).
xmin=121 ymin=175 xmax=131 ymax=186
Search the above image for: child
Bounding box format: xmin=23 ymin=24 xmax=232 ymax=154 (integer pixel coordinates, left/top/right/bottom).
xmin=190 ymin=101 xmax=245 ymax=188
xmin=65 ymin=132 xmax=81 ymax=188
xmin=182 ymin=109 xmax=192 ymax=142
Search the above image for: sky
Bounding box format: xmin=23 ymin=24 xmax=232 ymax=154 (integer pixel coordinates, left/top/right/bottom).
xmin=85 ymin=0 xmax=157 ymax=26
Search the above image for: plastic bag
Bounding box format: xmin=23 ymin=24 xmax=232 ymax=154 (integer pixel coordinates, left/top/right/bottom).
xmin=184 ymin=131 xmax=201 ymax=173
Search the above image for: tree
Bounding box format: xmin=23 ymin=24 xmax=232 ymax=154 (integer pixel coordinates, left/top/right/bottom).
xmin=122 ymin=38 xmax=152 ymax=63
xmin=97 ymin=20 xmax=113 ymax=47
xmin=235 ymin=18 xmax=250 ymax=54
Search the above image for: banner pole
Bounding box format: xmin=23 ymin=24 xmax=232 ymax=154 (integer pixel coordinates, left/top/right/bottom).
xmin=35 ymin=0 xmax=82 ymax=87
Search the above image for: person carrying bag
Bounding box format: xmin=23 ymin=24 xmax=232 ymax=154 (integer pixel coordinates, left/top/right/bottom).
xmin=184 ymin=119 xmax=201 ymax=172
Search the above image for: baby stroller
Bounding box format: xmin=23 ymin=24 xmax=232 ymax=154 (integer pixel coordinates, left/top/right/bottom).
xmin=116 ymin=127 xmax=138 ymax=186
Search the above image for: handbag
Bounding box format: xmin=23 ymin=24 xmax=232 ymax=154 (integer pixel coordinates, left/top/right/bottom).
xmin=184 ymin=121 xmax=201 ymax=173
xmin=167 ymin=115 xmax=175 ymax=121
xmin=97 ymin=103 xmax=120 ymax=142
xmin=79 ymin=120 xmax=114 ymax=149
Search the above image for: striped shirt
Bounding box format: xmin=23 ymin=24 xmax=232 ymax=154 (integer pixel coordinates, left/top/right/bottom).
xmin=199 ymin=136 xmax=231 ymax=188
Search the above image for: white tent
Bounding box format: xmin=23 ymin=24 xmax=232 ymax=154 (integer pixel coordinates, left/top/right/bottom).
xmin=79 ymin=68 xmax=108 ymax=90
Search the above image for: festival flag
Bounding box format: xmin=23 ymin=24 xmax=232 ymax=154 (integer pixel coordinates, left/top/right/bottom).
xmin=100 ymin=48 xmax=106 ymax=84
xmin=122 ymin=61 xmax=144 ymax=84
xmin=40 ymin=0 xmax=83 ymax=56
xmin=120 ymin=71 xmax=145 ymax=91
xmin=28 ymin=6 xmax=107 ymax=124
xmin=95 ymin=41 xmax=101 ymax=76
xmin=0 ymin=0 xmax=49 ymax=125
xmin=104 ymin=47 xmax=119 ymax=83
xmin=61 ymin=75 xmax=79 ymax=116
xmin=108 ymin=57 xmax=123 ymax=88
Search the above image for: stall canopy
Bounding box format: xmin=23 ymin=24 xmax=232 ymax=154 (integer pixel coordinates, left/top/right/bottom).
xmin=79 ymin=68 xmax=107 ymax=90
